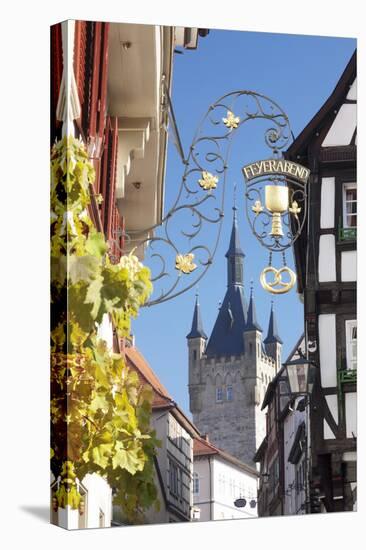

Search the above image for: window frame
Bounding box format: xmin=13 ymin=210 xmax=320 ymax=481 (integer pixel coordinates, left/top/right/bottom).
xmin=216 ymin=386 xmax=223 ymax=402
xmin=345 ymin=319 xmax=357 ymax=370
xmin=226 ymin=385 xmax=233 ymax=401
xmin=342 ymin=182 xmax=357 ymax=229
xmin=193 ymin=472 xmax=200 ymax=495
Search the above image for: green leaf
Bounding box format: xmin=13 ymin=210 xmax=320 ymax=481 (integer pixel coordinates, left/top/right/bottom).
xmin=85 ymin=231 xmax=108 ymax=258
xmin=84 ymin=274 xmax=103 ymax=319
xmin=92 ymin=443 xmax=113 ymax=469
xmin=112 ymin=441 xmax=145 ymax=474
xmin=68 ymin=255 xmax=99 ymax=284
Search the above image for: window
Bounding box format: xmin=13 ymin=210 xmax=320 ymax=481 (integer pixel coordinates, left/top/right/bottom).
xmin=193 ymin=350 xmax=197 ymax=361
xmin=193 ymin=472 xmax=199 ymax=495
xmin=345 ymin=320 xmax=357 ymax=370
xmin=343 ymin=183 xmax=357 ymax=228
xmin=216 ymin=387 xmax=223 ymax=402
xmin=169 ymin=460 xmax=183 ymax=499
xmin=227 ymin=385 xmax=233 ymax=401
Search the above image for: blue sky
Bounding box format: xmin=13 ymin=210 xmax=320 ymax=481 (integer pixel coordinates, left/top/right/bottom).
xmin=133 ymin=29 xmax=356 ymax=417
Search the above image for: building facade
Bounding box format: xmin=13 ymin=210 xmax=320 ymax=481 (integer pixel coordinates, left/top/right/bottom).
xmin=193 ymin=436 xmax=258 ymax=521
xmin=187 ymin=207 xmax=282 ymax=466
xmin=114 ymin=346 xmax=202 ymax=525
xmin=50 ymin=19 xmax=207 ymax=528
xmin=285 ymin=51 xmax=357 ymax=513
xmin=255 ymin=335 xmax=308 ymax=517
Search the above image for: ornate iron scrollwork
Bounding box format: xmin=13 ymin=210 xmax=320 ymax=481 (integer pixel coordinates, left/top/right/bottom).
xmin=113 ymin=86 xmax=300 ymax=305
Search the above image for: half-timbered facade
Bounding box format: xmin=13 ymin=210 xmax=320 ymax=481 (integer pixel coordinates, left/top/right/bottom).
xmin=285 ymin=50 xmax=357 ymax=513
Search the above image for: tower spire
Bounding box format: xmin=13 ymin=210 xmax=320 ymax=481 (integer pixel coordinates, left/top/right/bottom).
xmin=225 ymin=203 xmax=245 ymax=287
xmin=245 ymin=284 xmax=262 ymax=332
xmin=264 ymin=301 xmax=283 ymax=344
xmin=187 ymin=294 xmax=207 ymax=339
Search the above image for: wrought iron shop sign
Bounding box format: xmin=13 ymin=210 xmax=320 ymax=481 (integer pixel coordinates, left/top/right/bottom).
xmin=243 ymin=155 xmax=310 ymax=294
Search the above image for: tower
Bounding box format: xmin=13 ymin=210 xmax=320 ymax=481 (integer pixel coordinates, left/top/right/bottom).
xmin=186 ymin=207 xmax=279 ymax=466
xmin=263 ymin=302 xmax=283 ymax=372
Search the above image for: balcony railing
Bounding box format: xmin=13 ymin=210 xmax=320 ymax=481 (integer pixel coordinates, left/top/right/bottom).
xmin=338 ymin=226 xmax=357 ymax=241
xmin=338 ymin=369 xmax=357 ymax=385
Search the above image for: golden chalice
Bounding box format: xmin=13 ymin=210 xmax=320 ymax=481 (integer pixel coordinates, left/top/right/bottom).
xmin=265 ymin=185 xmax=289 ymax=237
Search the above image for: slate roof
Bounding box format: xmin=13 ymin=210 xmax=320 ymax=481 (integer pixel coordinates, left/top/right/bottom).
xmin=225 ymin=206 xmax=245 ymax=259
xmin=263 ymin=302 xmax=283 ymax=345
xmin=186 ymin=296 xmax=207 ymax=340
xmin=245 ymin=288 xmax=262 ymax=332
xmin=205 ymin=209 xmax=249 ymax=357
xmin=205 ymin=284 xmax=248 ymax=357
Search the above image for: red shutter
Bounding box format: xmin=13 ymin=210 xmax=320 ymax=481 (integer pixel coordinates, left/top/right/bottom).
xmin=100 ymin=117 xmax=119 ymax=242
xmin=73 ymin=21 xmax=109 ymax=156
xmin=73 ymin=21 xmax=87 ymax=110
xmin=50 ymin=23 xmax=63 ymax=144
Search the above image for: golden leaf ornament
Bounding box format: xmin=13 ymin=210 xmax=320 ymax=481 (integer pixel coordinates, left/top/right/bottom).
xmin=175 ymin=253 xmax=197 ymax=274
xmin=198 ymin=171 xmax=219 ymax=191
xmin=222 ymin=110 xmax=240 ymax=129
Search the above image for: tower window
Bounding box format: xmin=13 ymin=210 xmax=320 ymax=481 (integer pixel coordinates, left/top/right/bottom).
xmin=227 ymin=385 xmax=233 ymax=401
xmin=216 ymin=387 xmax=223 ymax=402
xmin=193 ymin=350 xmax=197 ymax=361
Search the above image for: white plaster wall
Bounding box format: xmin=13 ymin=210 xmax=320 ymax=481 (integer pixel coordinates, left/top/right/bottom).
xmin=325 ymin=394 xmax=339 ymax=424
xmin=347 ymin=78 xmax=357 ymax=100
xmin=323 ymin=420 xmax=336 ymax=440
xmin=97 ymin=313 xmax=114 ymax=351
xmin=193 ymin=457 xmax=212 ymax=522
xmin=322 ymin=104 xmax=357 ymax=146
xmin=213 ymin=458 xmax=257 ymax=520
xmin=57 ymin=507 xmax=79 ymax=529
xmin=341 ymin=250 xmax=357 ymax=282
xmin=320 ymin=178 xmax=335 ymax=228
xmin=193 ymin=456 xmax=258 ymax=521
xmin=318 ymin=235 xmax=336 ymax=282
xmin=345 ymin=393 xmax=357 ymax=438
xmin=318 ymin=314 xmax=337 ymax=387
xmin=82 ymin=473 xmax=112 ymax=528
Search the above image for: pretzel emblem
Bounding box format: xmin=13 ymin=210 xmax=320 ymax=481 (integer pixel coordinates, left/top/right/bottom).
xmin=260 ymin=266 xmax=296 ymax=294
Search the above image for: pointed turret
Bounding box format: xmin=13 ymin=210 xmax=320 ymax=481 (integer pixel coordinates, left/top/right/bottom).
xmin=264 ymin=302 xmax=283 ymax=345
xmin=225 ymin=206 xmax=245 ymax=287
xmin=187 ymin=296 xmax=207 ymax=340
xmin=187 ymin=295 xmax=207 ymax=414
xmin=245 ymin=287 xmax=262 ymax=332
xmin=264 ymin=302 xmax=282 ymax=371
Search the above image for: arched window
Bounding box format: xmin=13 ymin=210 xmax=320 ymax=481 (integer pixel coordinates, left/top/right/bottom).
xmin=216 ymin=387 xmax=223 ymax=402
xmin=227 ymin=385 xmax=233 ymax=401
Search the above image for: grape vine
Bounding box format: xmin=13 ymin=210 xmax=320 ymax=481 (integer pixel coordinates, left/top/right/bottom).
xmin=50 ymin=136 xmax=159 ymax=524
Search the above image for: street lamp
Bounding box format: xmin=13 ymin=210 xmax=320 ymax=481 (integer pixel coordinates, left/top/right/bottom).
xmin=284 ymin=356 xmax=317 ymax=396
